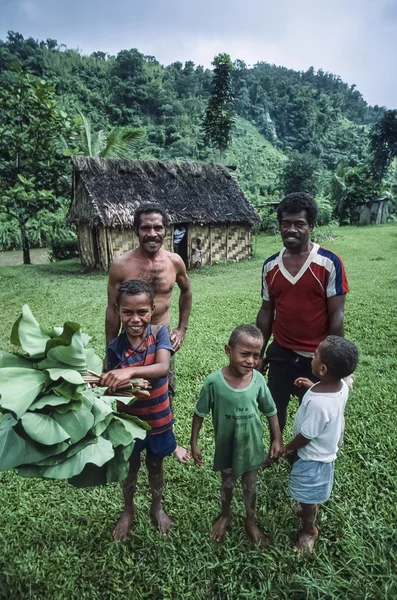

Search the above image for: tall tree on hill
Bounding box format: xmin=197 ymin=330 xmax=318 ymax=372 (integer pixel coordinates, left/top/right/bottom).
xmin=0 ymin=68 xmax=72 ymax=264
xmin=369 ymin=110 xmax=397 ymax=180
xmin=202 ymin=53 xmax=235 ymax=157
xmin=281 ymin=152 xmax=320 ymax=196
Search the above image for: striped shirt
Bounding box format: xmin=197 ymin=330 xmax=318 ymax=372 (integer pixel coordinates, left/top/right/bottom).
xmin=261 ymin=243 xmax=349 ymax=352
xmin=106 ymin=325 xmax=174 ymax=435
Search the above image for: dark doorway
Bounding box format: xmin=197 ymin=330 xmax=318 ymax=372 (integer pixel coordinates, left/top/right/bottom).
xmin=173 ymin=223 xmax=188 ymax=267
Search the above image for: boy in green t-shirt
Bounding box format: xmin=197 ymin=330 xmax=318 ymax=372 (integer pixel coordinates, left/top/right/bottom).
xmin=190 ymin=324 xmax=284 ymax=547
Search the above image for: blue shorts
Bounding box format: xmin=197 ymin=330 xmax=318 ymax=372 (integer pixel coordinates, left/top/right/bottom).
xmin=131 ymin=429 xmax=177 ymax=458
xmin=289 ymin=458 xmax=335 ymax=504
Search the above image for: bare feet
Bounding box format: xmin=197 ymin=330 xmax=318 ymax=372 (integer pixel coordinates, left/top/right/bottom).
xmin=151 ymin=508 xmax=173 ymax=535
xmin=245 ymin=518 xmax=269 ymax=548
xmin=112 ymin=509 xmax=134 ymax=542
xmin=293 ymin=527 xmax=319 ymax=553
xmin=173 ymin=445 xmax=191 ymax=464
xmin=212 ymin=513 xmax=233 ymax=542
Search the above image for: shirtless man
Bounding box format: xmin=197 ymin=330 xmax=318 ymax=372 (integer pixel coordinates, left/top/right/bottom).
xmin=106 ymin=203 xmax=192 ymax=462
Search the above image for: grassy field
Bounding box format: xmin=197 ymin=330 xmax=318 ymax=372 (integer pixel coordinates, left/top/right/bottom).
xmin=0 ymin=225 xmax=396 ymax=600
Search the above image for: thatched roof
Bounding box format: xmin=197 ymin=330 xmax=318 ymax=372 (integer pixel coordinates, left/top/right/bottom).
xmin=69 ymin=157 xmax=260 ymax=228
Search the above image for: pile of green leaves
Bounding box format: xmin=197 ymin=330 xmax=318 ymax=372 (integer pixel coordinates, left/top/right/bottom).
xmin=0 ymin=305 xmax=148 ymax=487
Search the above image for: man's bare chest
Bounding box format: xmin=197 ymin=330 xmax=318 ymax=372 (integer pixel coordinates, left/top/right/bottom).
xmin=125 ymin=262 xmax=175 ymax=294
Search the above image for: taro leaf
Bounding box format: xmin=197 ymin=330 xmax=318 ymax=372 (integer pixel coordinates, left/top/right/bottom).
xmin=0 ymin=368 xmax=46 ymax=418
xmin=45 ymin=323 xmax=90 ymax=373
xmin=117 ymin=413 xmax=151 ymax=431
xmin=38 ymin=358 xmax=75 ymax=371
xmin=0 ymin=351 xmax=35 ymax=369
xmin=44 ymin=368 xmax=85 ymax=385
xmin=103 ymin=416 xmax=146 ymax=448
xmin=106 ymin=443 xmax=135 ymax=483
xmin=53 ymin=406 xmax=94 ymax=444
xmin=0 ymin=428 xmax=64 ymax=471
xmin=10 ymin=305 xmax=51 ymax=358
xmin=30 ymin=393 xmax=71 ymax=411
xmin=84 ymin=348 xmax=103 ymax=375
xmin=52 ymin=380 xmax=86 ymax=400
xmin=44 ymin=326 xmax=63 ymax=338
xmin=65 ymin=435 xmax=97 ymax=458
xmin=68 ymin=464 xmax=108 ymax=487
xmin=17 ymin=465 xmax=47 ymax=478
xmin=21 ymin=413 xmax=70 ymax=445
xmin=43 ymin=436 xmax=114 ymax=479
xmin=54 ymin=400 xmax=82 ymax=413
xmin=92 ymin=396 xmax=113 ymax=426
xmin=91 ymin=414 xmax=113 ymax=437
xmin=0 ymin=414 xmax=18 ymax=429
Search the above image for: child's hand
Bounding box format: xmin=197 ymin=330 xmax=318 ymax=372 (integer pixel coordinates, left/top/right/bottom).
xmin=269 ymin=439 xmax=284 ymax=460
xmin=191 ymin=443 xmax=204 ymax=466
xmin=99 ymin=368 xmax=134 ymax=393
xmin=294 ymin=377 xmax=314 ymax=389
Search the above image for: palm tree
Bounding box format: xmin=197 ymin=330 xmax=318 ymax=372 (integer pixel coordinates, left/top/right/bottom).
xmin=63 ymin=112 xmax=144 ymax=159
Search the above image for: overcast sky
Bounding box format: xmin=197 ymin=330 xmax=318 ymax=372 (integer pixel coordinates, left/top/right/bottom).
xmin=1 ymin=0 xmax=396 ymax=108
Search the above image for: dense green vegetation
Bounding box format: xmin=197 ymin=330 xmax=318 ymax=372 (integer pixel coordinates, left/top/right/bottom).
xmin=1 ymin=31 xmax=396 ymax=254
xmin=0 ymin=227 xmax=396 ymax=599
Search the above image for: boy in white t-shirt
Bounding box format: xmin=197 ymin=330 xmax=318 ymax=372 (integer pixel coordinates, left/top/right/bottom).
xmin=283 ymin=335 xmax=359 ymax=553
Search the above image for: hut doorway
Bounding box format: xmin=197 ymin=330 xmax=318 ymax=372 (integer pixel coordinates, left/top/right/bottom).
xmin=173 ymin=223 xmax=188 ymax=267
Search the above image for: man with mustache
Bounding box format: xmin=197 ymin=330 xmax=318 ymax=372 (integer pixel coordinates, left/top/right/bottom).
xmin=106 ymin=203 xmax=192 ymax=462
xmin=256 ymin=193 xmax=349 ymax=433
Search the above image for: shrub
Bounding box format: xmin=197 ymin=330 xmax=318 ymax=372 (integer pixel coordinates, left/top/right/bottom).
xmin=49 ymin=234 xmax=79 ymax=261
xmin=315 ymin=194 xmax=333 ymax=226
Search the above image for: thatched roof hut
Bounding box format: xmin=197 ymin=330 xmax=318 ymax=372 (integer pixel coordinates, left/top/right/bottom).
xmin=69 ymin=157 xmax=260 ymax=270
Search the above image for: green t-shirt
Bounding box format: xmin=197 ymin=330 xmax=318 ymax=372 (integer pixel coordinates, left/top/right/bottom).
xmin=194 ymin=369 xmax=277 ymax=477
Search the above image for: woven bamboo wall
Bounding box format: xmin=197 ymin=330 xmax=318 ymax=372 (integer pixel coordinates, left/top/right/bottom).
xmin=77 ymin=223 xmax=251 ymax=270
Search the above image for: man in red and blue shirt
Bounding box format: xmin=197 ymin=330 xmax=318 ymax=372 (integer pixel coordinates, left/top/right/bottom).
xmin=256 ymin=192 xmax=349 ymax=432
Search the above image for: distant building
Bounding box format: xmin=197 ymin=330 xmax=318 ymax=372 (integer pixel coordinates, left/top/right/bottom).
xmin=352 ymin=197 xmax=390 ymax=226
xmin=69 ymin=157 xmax=260 ymax=270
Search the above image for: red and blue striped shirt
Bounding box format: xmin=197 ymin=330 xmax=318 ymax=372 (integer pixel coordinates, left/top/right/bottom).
xmin=106 ymin=325 xmax=174 ymax=435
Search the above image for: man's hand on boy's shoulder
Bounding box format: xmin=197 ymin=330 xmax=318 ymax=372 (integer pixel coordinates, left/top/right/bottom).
xmin=191 ymin=442 xmax=204 ymax=466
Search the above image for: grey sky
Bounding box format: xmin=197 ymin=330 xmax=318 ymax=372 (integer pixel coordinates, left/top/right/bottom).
xmin=1 ymin=0 xmax=396 ymax=108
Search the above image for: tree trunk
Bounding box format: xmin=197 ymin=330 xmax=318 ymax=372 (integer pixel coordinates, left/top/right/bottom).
xmin=19 ymin=218 xmax=31 ymax=265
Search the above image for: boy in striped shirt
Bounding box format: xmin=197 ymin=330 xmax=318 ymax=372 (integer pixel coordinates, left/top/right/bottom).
xmin=101 ymin=279 xmax=178 ymax=541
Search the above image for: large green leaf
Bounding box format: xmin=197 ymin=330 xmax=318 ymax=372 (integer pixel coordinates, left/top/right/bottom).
xmin=84 ymin=348 xmax=102 ymax=374
xmin=0 ymin=428 xmax=64 ymax=471
xmin=21 ymin=413 xmax=70 ymax=445
xmin=10 ymin=305 xmax=51 ymax=358
xmin=0 ymin=413 xmax=18 ymax=429
xmin=44 ymin=368 xmax=85 ymax=385
xmin=0 ymin=368 xmax=47 ymax=418
xmin=54 ymin=399 xmax=82 ymax=413
xmin=43 ymin=436 xmax=114 ymax=479
xmin=17 ymin=465 xmax=47 ymax=478
xmin=92 ymin=396 xmax=113 ymax=426
xmin=53 ymin=406 xmax=94 ymax=444
xmin=106 ymin=443 xmax=134 ymax=483
xmin=30 ymin=393 xmax=71 ymax=411
xmin=117 ymin=413 xmax=151 ymax=431
xmin=52 ymin=380 xmax=86 ymax=400
xmin=91 ymin=414 xmax=113 ymax=437
xmin=45 ymin=323 xmax=90 ymax=372
xmin=0 ymin=351 xmax=35 ymax=369
xmin=103 ymin=416 xmax=146 ymax=448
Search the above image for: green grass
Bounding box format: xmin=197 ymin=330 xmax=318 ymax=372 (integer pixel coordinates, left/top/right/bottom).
xmin=0 ymin=225 xmax=397 ymax=600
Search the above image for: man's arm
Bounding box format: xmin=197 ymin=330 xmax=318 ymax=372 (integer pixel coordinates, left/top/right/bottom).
xmin=327 ymin=295 xmax=346 ymax=337
xmin=105 ymin=261 xmax=123 ymax=346
xmin=256 ymin=299 xmax=275 ymax=353
xmin=170 ymin=255 xmax=192 ymax=351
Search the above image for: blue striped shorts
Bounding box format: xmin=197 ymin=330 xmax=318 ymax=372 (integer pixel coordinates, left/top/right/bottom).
xmin=289 ymin=458 xmax=335 ymax=504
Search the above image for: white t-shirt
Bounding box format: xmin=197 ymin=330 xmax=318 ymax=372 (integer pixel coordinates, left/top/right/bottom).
xmin=292 ymin=380 xmax=349 ymax=462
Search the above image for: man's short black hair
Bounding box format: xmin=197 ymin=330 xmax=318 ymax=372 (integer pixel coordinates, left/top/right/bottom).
xmin=116 ymin=279 xmax=154 ymax=306
xmin=133 ymin=203 xmax=170 ymax=234
xmin=228 ymin=324 xmax=264 ymax=347
xmin=277 ymin=192 xmax=318 ymax=228
xmin=319 ymin=335 xmax=359 ymax=379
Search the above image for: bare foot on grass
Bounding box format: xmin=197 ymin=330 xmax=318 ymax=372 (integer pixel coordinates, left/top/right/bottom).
xmin=151 ymin=508 xmax=173 ymax=535
xmin=212 ymin=513 xmax=233 ymax=542
xmin=173 ymin=445 xmax=191 ymax=464
xmin=293 ymin=527 xmax=318 ymax=554
xmin=245 ymin=519 xmax=269 ymax=548
xmin=113 ymin=509 xmax=134 ymax=542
